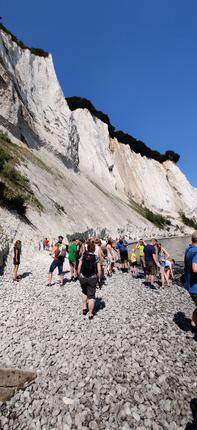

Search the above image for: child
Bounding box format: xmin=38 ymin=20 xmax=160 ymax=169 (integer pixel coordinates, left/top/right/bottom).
xmin=130 ymin=248 xmax=137 ymax=276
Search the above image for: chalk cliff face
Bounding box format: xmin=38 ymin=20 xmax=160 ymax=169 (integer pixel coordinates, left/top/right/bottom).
xmin=0 ymin=27 xmax=196 ymax=241
xmin=73 ymin=109 xmax=197 ymax=219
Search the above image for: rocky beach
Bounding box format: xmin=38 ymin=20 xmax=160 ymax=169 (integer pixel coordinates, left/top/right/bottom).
xmin=0 ymin=249 xmax=196 ymax=430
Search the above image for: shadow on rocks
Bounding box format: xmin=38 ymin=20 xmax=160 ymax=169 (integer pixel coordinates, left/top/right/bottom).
xmin=135 ymin=271 xmax=145 ymax=279
xmin=173 ymin=311 xmax=192 ymax=332
xmin=94 ymin=298 xmax=106 ymax=315
xmin=19 ymin=271 xmax=32 ymax=279
xmin=185 ymin=398 xmax=197 ymax=430
xmin=173 ymin=312 xmax=197 ymax=341
xmin=62 ymin=277 xmax=72 ymax=285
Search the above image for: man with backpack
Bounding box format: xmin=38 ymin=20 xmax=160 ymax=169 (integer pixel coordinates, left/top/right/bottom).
xmin=47 ymin=236 xmax=67 ymax=286
xmin=184 ymin=231 xmax=197 ymax=329
xmin=78 ymin=241 xmax=101 ymax=320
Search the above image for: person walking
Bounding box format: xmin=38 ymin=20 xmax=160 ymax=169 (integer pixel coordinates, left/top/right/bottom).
xmin=116 ymin=236 xmax=129 ymax=272
xmin=136 ymin=239 xmax=146 ymax=273
xmin=68 ymin=238 xmax=78 ymax=281
xmin=106 ymin=239 xmax=114 ymax=277
xmin=13 ymin=240 xmax=22 ymax=281
xmin=157 ymin=243 xmax=170 ymax=288
xmin=144 ymin=239 xmax=159 ymax=286
xmin=95 ymin=238 xmax=105 ymax=285
xmin=184 ymin=231 xmax=197 ymax=329
xmin=78 ymin=241 xmax=101 ymax=319
xmin=47 ymin=236 xmax=66 ymax=286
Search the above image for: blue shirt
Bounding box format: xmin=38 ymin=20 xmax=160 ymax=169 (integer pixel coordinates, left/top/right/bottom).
xmin=116 ymin=240 xmax=128 ymax=253
xmin=184 ymin=245 xmax=197 ymax=294
xmin=144 ymin=244 xmax=156 ymax=263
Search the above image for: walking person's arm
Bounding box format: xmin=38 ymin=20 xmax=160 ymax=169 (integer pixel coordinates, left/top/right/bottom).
xmin=77 ymin=259 xmax=82 ymax=277
xmin=192 ymin=262 xmax=197 ymax=273
xmin=162 ymin=247 xmax=170 ymax=259
xmin=97 ymin=262 xmax=101 ymax=280
xmin=152 ymin=253 xmax=160 ymax=267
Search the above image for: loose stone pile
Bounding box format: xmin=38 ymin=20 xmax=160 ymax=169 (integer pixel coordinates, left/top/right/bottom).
xmin=0 ymin=252 xmax=196 ymax=430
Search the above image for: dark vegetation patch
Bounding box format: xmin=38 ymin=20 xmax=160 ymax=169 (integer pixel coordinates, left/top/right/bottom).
xmin=129 ymin=199 xmax=172 ymax=229
xmin=181 ymin=213 xmax=197 ymax=230
xmin=0 ymin=23 xmax=48 ymax=57
xmin=0 ymin=131 xmax=42 ymax=215
xmin=66 ymin=97 xmax=180 ymax=164
xmin=54 ymin=202 xmax=67 ymax=215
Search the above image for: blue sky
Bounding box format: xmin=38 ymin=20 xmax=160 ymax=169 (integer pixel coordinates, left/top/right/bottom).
xmin=1 ymin=0 xmax=197 ymax=186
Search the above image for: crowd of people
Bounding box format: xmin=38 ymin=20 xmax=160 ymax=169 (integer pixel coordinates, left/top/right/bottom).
xmin=12 ymin=231 xmax=197 ymax=325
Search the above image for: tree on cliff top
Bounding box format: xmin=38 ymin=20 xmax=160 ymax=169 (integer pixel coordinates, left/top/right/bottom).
xmin=66 ymin=97 xmax=180 ymax=164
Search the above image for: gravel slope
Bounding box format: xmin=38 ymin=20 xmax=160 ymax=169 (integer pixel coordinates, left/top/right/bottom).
xmin=0 ymin=252 xmax=196 ymax=430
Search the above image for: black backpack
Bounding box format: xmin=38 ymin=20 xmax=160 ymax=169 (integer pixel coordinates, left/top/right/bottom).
xmin=81 ymin=252 xmax=97 ymax=277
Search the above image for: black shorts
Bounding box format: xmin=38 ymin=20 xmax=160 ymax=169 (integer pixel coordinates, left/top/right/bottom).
xmin=130 ymin=262 xmax=137 ymax=267
xmin=120 ymin=250 xmax=128 ymax=263
xmin=79 ymin=275 xmax=97 ymax=299
xmin=190 ymin=294 xmax=197 ymax=306
xmin=49 ymin=260 xmax=63 ymax=275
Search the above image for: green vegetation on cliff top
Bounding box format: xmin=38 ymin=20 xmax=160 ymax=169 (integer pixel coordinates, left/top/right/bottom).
xmin=0 ymin=23 xmax=48 ymax=57
xmin=66 ymin=96 xmax=180 ymax=164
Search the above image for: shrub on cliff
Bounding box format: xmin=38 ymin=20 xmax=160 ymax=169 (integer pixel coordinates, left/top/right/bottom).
xmin=0 ymin=23 xmax=48 ymax=57
xmin=144 ymin=208 xmax=172 ymax=229
xmin=164 ymin=150 xmax=180 ymax=163
xmin=181 ymin=213 xmax=197 ymax=229
xmin=66 ymin=97 xmax=115 ymax=136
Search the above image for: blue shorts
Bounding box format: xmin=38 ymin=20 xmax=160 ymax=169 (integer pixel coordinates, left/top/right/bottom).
xmin=49 ymin=260 xmax=63 ymax=275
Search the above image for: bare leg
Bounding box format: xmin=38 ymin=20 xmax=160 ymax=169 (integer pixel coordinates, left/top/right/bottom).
xmin=133 ymin=266 xmax=137 ymax=276
xmin=164 ymin=270 xmax=170 ymax=286
xmin=13 ymin=265 xmax=19 ymax=281
xmin=82 ymin=293 xmax=88 ymax=311
xmin=48 ymin=273 xmax=52 ymax=285
xmin=73 ymin=265 xmax=78 ymax=279
xmin=88 ymin=298 xmax=95 ymax=317
xmin=191 ymin=308 xmax=197 ymax=327
xmin=160 ymin=271 xmax=165 ymax=288
xmin=70 ymin=264 xmax=74 ymax=280
xmin=150 ymin=275 xmax=155 ymax=285
xmin=59 ymin=274 xmax=64 ymax=286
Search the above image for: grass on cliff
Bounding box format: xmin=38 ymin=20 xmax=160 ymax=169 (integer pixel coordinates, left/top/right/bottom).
xmin=0 ymin=131 xmax=42 ymax=215
xmin=129 ymin=199 xmax=172 ymax=229
xmin=181 ymin=213 xmax=197 ymax=230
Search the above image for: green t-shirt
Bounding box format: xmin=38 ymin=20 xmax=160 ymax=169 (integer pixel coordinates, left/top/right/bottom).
xmin=69 ymin=243 xmax=77 ymax=262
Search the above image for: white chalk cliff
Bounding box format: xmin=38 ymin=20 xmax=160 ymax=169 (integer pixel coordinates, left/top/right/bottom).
xmin=0 ymin=27 xmax=196 ymax=242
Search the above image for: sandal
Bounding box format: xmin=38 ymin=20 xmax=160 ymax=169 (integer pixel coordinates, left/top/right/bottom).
xmin=83 ymin=309 xmax=88 ymax=315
